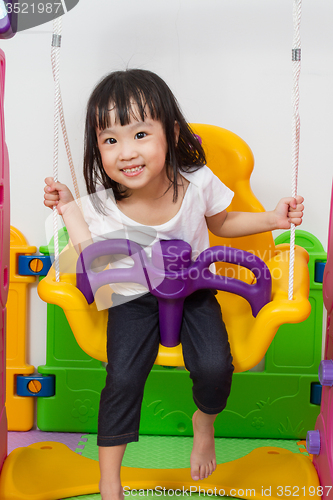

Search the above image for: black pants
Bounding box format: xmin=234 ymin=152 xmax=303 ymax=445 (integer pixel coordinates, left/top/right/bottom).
xmin=97 ymin=289 xmax=234 ymax=447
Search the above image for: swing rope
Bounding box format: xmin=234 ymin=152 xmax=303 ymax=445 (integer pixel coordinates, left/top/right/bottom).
xmin=51 ymin=16 xmax=61 ymax=282
xmin=288 ymin=0 xmax=302 ymax=300
xmin=51 ymin=16 xmax=81 ymax=281
xmin=50 ymin=4 xmax=302 ymax=298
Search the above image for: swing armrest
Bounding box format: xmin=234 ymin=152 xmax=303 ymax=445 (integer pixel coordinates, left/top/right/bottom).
xmin=268 ymin=243 xmax=310 ymax=306
xmin=224 ymin=243 xmax=310 ymax=372
xmin=38 ymin=268 xmax=109 ymax=362
xmin=155 ymin=244 xmax=311 ymax=369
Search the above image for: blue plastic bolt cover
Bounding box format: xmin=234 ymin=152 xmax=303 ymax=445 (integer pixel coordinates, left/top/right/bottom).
xmin=16 ymin=375 xmax=55 ymax=397
xmin=18 ymin=254 xmax=52 ymax=277
xmin=319 ymin=360 xmax=333 ymax=386
xmin=306 ymin=430 xmax=321 ymax=455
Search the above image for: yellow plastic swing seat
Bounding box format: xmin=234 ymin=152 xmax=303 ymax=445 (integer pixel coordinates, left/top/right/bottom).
xmin=38 ymin=124 xmax=310 ymax=373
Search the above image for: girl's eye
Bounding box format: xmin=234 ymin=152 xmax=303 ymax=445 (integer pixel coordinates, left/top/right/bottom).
xmin=105 ymin=138 xmax=116 ymax=144
xmin=135 ymin=132 xmax=147 ymax=140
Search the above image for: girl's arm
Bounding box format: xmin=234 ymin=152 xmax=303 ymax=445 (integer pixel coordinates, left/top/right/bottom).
xmin=44 ymin=177 xmax=92 ymax=252
xmin=206 ymin=196 xmax=304 ymax=238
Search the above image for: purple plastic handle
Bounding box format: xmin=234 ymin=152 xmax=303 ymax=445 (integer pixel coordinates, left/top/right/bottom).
xmin=76 ymin=239 xmax=272 ymax=347
xmin=76 ymin=239 xmax=149 ymax=304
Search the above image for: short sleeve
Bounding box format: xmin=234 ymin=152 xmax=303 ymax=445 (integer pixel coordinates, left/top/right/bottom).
xmin=79 ymin=193 xmax=103 ymax=241
xmin=80 ymin=188 xmax=129 ymax=243
xmin=200 ymin=167 xmax=234 ymax=217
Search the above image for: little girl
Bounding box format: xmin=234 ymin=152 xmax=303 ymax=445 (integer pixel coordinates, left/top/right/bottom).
xmin=44 ymin=69 xmax=304 ymax=500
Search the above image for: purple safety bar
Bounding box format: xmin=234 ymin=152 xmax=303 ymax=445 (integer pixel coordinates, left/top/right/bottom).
xmin=76 ymin=239 xmax=272 ymax=347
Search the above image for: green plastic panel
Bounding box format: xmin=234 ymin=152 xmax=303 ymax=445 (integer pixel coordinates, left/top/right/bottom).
xmin=274 ymin=229 xmax=327 ymax=290
xmin=39 ymin=227 xmax=69 ymax=255
xmin=37 ymin=303 xmax=106 ymax=432
xmin=140 ymin=368 xmax=319 ymax=439
xmin=265 ymin=230 xmax=326 ymax=374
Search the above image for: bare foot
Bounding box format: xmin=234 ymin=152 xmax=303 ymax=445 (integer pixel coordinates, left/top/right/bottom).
xmin=99 ymin=480 xmax=124 ymax=500
xmin=190 ymin=410 xmax=217 ymax=481
xmin=99 ymin=444 xmax=126 ymax=500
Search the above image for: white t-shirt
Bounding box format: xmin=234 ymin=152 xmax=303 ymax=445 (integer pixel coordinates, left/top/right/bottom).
xmin=82 ymin=165 xmax=234 ymax=296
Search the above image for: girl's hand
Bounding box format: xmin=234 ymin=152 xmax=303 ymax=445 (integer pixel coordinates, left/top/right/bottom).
xmin=44 ymin=177 xmax=74 ymax=215
xmin=273 ymin=195 xmax=304 ymax=229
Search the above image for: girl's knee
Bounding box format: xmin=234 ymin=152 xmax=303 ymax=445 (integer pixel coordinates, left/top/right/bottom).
xmin=191 ymin=356 xmax=234 ymax=388
xmin=105 ymin=365 xmax=147 ymax=394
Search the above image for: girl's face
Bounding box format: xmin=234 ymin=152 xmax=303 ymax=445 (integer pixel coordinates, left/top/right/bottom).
xmin=97 ymin=107 xmax=173 ymax=196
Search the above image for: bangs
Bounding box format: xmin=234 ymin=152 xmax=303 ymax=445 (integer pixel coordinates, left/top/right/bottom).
xmin=89 ymin=73 xmax=166 ymax=132
xmin=84 ymin=69 xmax=206 ymax=211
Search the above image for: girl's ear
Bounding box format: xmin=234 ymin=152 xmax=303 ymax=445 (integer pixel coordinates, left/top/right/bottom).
xmin=174 ymin=121 xmax=180 ymax=145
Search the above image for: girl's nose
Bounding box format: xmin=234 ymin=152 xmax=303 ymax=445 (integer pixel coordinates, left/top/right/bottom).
xmin=118 ymin=141 xmax=138 ymax=161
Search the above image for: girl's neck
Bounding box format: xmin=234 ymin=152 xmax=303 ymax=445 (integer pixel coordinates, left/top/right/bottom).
xmin=124 ymin=172 xmax=171 ymax=203
xmin=116 ymin=174 xmax=189 ymax=226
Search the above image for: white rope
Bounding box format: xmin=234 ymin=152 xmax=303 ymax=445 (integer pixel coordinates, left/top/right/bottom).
xmin=50 ymin=62 xmax=81 ymax=203
xmin=51 ymin=17 xmax=62 ymax=282
xmin=51 ymin=16 xmax=82 ymax=281
xmin=288 ymin=0 xmax=302 ymax=300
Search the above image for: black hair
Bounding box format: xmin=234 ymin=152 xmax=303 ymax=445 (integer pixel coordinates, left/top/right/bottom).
xmin=83 ymin=69 xmax=206 ymax=212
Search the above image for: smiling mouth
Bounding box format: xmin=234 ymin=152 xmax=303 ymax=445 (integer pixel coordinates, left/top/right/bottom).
xmin=121 ymin=165 xmax=145 ymax=176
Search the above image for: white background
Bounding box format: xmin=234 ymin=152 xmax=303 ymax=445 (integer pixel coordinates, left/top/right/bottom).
xmin=1 ymin=0 xmax=332 ymax=369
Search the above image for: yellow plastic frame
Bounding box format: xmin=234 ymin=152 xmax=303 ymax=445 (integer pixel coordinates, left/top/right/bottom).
xmin=38 ymin=124 xmax=311 ymax=373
